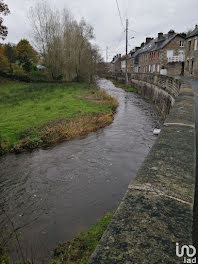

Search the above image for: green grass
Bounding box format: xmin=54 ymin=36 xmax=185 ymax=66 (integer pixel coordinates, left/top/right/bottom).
xmin=0 ymin=79 xmax=117 ymax=152
xmin=50 ymin=212 xmax=114 ymax=264
xmin=109 ymin=78 xmax=137 ymax=93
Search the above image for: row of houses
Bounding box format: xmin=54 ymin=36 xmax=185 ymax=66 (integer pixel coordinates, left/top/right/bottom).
xmin=110 ymin=25 xmax=198 ymax=77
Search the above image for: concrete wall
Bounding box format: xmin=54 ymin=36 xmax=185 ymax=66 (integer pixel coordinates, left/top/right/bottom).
xmin=88 ymin=75 xmax=195 ymax=263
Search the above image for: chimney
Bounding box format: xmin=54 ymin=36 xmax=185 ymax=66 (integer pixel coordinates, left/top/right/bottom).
xmin=119 ymin=54 xmax=121 ymax=58
xmin=195 ymin=25 xmax=198 ymax=29
xmin=135 ymin=47 xmax=141 ymax=52
xmin=146 ymin=37 xmax=152 ymax=43
xmin=168 ymin=29 xmax=175 ymax=38
xmin=158 ymin=32 xmax=164 ymax=40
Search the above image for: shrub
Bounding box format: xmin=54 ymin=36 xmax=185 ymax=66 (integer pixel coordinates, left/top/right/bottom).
xmin=13 ymin=64 xmax=27 ymax=77
xmin=29 ymin=70 xmax=47 ymax=81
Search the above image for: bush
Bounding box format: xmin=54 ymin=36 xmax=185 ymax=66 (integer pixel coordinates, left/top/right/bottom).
xmin=13 ymin=65 xmax=27 ymax=77
xmin=0 ymin=53 xmax=9 ymax=73
xmin=29 ymin=70 xmax=47 ymax=81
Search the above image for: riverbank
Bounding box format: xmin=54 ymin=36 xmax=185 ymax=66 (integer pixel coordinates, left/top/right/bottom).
xmin=107 ymin=78 xmax=137 ymax=93
xmin=50 ymin=212 xmax=114 ymax=264
xmin=0 ymin=79 xmax=118 ymax=154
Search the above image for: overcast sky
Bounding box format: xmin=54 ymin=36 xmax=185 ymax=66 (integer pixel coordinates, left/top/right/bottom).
xmin=2 ymin=0 xmax=198 ymax=61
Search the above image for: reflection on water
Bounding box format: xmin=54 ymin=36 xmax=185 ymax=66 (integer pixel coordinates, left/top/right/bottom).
xmin=0 ymin=79 xmax=162 ymax=262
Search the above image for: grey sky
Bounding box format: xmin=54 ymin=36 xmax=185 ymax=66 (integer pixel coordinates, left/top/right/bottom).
xmin=2 ymin=0 xmax=198 ymax=61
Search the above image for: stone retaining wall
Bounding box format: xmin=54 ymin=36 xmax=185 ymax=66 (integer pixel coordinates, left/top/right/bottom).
xmin=114 ymin=73 xmax=181 ymax=118
xmin=88 ymin=76 xmax=195 ymax=263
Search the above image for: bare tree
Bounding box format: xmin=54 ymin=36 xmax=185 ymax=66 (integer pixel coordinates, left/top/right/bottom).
xmin=0 ymin=0 xmax=10 ymax=40
xmin=29 ymin=1 xmax=100 ymax=82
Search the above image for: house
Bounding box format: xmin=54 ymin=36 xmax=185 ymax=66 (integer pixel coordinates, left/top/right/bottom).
xmin=121 ymin=55 xmax=126 ymax=72
xmin=184 ymin=25 xmax=198 ymax=77
xmin=127 ymin=47 xmax=141 ymax=74
xmin=136 ymin=39 xmax=154 ymax=73
xmin=110 ymin=54 xmax=121 ymax=74
xmin=126 ymin=50 xmax=135 ymax=73
xmin=131 ymin=30 xmax=185 ymax=76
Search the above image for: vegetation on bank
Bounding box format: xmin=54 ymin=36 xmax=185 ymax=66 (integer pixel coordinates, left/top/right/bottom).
xmin=50 ymin=212 xmax=114 ymax=264
xmin=0 ymin=79 xmax=118 ymax=154
xmin=109 ymin=78 xmax=137 ymax=93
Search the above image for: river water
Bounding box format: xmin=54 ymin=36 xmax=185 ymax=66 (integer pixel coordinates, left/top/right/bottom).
xmin=0 ymin=79 xmax=162 ymax=262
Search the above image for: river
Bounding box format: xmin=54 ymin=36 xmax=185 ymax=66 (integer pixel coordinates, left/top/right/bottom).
xmin=0 ymin=79 xmax=162 ymax=262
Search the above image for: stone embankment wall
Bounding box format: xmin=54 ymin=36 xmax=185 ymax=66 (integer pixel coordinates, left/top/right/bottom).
xmin=115 ymin=73 xmax=181 ymax=118
xmin=88 ymin=75 xmax=195 ymax=263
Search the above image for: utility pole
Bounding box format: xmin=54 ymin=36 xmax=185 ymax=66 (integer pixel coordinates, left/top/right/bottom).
xmin=125 ymin=18 xmax=128 ymax=86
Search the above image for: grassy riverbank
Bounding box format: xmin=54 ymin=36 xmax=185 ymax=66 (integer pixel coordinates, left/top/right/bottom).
xmin=108 ymin=78 xmax=137 ymax=93
xmin=0 ymin=79 xmax=118 ymax=154
xmin=50 ymin=212 xmax=114 ymax=264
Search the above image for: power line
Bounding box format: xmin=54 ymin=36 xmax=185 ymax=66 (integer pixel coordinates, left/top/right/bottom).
xmin=115 ymin=0 xmax=125 ymax=30
xmin=125 ymin=19 xmax=129 ymax=86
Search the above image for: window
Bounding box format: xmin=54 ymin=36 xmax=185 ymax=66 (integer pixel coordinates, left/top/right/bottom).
xmin=167 ymin=50 xmax=173 ymax=58
xmin=178 ymin=50 xmax=184 ymax=55
xmin=194 ymin=38 xmax=198 ymax=51
xmin=180 ymin=41 xmax=184 ymax=47
xmin=157 ymin=64 xmax=160 ymax=72
xmin=151 ymin=64 xmax=155 ymax=73
xmin=187 ymin=59 xmax=189 ymax=71
xmin=188 ymin=40 xmax=191 ymax=52
xmin=149 ymin=65 xmax=151 ymax=72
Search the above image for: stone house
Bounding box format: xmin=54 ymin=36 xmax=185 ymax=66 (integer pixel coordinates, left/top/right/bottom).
xmin=184 ymin=25 xmax=198 ymax=77
xmin=127 ymin=47 xmax=141 ymax=74
xmin=121 ymin=55 xmax=126 ymax=73
xmin=132 ymin=30 xmax=185 ymax=76
xmin=127 ymin=52 xmax=134 ymax=73
xmin=110 ymin=54 xmax=121 ymax=74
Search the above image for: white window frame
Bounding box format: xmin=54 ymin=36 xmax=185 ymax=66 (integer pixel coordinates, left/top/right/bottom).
xmin=180 ymin=40 xmax=184 ymax=47
xmin=149 ymin=65 xmax=151 ymax=72
xmin=194 ymin=38 xmax=198 ymax=51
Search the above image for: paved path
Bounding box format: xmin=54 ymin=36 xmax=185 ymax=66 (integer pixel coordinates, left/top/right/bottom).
xmin=186 ymin=78 xmax=198 ymax=251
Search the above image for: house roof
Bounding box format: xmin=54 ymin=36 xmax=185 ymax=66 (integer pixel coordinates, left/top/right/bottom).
xmin=131 ymin=32 xmax=185 ymax=64
xmin=111 ymin=56 xmax=120 ymax=64
xmin=186 ymin=25 xmax=198 ymax=39
xmin=131 ymin=39 xmax=156 ymax=64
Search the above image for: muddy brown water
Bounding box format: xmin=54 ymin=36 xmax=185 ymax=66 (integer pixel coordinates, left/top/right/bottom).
xmin=0 ymin=79 xmax=162 ymax=262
